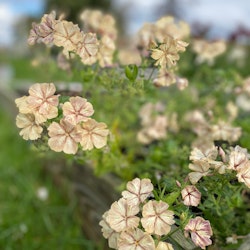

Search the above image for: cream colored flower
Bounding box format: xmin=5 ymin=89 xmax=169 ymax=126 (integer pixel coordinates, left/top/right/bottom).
xmin=53 ymin=20 xmax=82 ymax=52
xmin=156 ymin=241 xmax=174 ymax=250
xmin=146 ymin=115 xmax=168 ymax=140
xmin=153 ymin=68 xmax=176 ymax=87
xmin=211 ymin=121 xmax=242 ymax=142
xmin=79 ymin=118 xmax=109 ymax=150
xmin=27 ymin=83 xmax=59 ymax=120
xmin=106 ymin=198 xmax=140 ymax=233
xmin=151 ymin=36 xmax=188 ymax=67
xmin=193 ymin=39 xmax=226 ymax=65
xmin=141 ymin=200 xmax=175 ymax=236
xmin=184 ymin=216 xmax=213 ymax=250
xmin=228 ymin=145 xmax=248 ymax=171
xmin=236 ymin=161 xmax=250 ymax=188
xmin=151 ymin=37 xmax=180 ymax=67
xmin=155 ymin=16 xmax=190 ymax=41
xmin=16 ymin=113 xmax=43 ymax=140
xmin=62 ymin=96 xmax=94 ymax=125
xmin=176 ymin=76 xmax=189 ymax=90
xmin=15 ymin=96 xmax=32 ymax=114
xmin=77 ymin=33 xmax=99 ymax=65
xmin=181 ymin=185 xmax=201 ymax=207
xmin=118 ymin=228 xmax=155 ymax=250
xmin=80 ymin=9 xmax=117 ymax=39
xmin=121 ymin=178 xmax=154 ymax=206
xmin=99 ymin=211 xmax=120 ymax=249
xmin=118 ymin=48 xmax=142 ymax=66
xmin=188 ymin=160 xmax=211 ymax=184
xmin=48 ymin=119 xmax=82 ymax=154
xmin=97 ymin=35 xmax=116 ymax=67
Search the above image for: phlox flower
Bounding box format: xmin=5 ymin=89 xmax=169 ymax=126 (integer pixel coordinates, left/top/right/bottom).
xmin=106 ymin=198 xmax=140 ymax=233
xmin=211 ymin=121 xmax=242 ymax=143
xmin=53 ymin=20 xmax=82 ymax=52
xmin=79 ymin=118 xmax=109 ymax=150
xmin=151 ymin=36 xmax=188 ymax=68
xmin=192 ymin=39 xmax=226 ymax=65
xmin=99 ymin=211 xmax=120 ymax=249
xmin=141 ymin=200 xmax=175 ymax=236
xmin=228 ymin=145 xmax=248 ymax=171
xmin=189 ymin=147 xmax=218 ymax=163
xmin=188 ymin=160 xmax=211 ymax=184
xmin=181 ymin=185 xmax=201 ymax=207
xmin=62 ymin=96 xmax=94 ymax=125
xmin=236 ymin=161 xmax=250 ymax=188
xmin=121 ymin=178 xmax=154 ymax=206
xmin=27 ymin=83 xmax=59 ymax=120
xmin=117 ymin=228 xmax=155 ymax=250
xmin=184 ymin=216 xmax=213 ymax=249
xmin=97 ymin=35 xmax=116 ymax=67
xmin=156 ymin=241 xmax=174 ymax=250
xmin=27 ymin=11 xmax=56 ymax=46
xmin=153 ymin=68 xmax=176 ymax=87
xmin=77 ymin=33 xmax=99 ymax=65
xmin=48 ymin=119 xmax=82 ymax=154
xmin=16 ymin=113 xmax=43 ymax=140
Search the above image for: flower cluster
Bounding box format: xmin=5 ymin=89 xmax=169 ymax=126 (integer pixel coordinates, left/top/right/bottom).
xmin=99 ymin=178 xmax=176 ymax=249
xmin=151 ymin=36 xmax=189 ymax=88
xmin=100 ymin=177 xmax=214 ymax=249
xmin=15 ymin=83 xmax=109 ymax=154
xmin=137 ymin=102 xmax=179 ymax=145
xmin=187 ymin=145 xmax=250 ymax=188
xmin=185 ymin=109 xmax=242 ymax=150
xmin=192 ymin=39 xmax=227 ymax=65
xmin=28 ymin=10 xmax=117 ymax=67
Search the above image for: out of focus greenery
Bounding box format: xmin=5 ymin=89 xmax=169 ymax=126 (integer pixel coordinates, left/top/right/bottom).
xmin=0 ymin=109 xmax=96 ymax=249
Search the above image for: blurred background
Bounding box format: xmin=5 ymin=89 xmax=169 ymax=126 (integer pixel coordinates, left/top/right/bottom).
xmin=0 ymin=0 xmax=249 ymax=249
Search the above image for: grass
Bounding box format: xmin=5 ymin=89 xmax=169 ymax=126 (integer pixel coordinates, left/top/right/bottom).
xmin=0 ymin=108 xmax=96 ymax=250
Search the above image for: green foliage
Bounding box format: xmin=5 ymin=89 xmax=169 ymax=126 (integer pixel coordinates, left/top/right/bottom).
xmin=0 ymin=110 xmax=96 ymax=249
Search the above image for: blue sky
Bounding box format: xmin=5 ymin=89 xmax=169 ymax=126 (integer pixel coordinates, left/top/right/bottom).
xmin=1 ymin=0 xmax=250 ymax=47
xmin=0 ymin=0 xmax=45 ymax=46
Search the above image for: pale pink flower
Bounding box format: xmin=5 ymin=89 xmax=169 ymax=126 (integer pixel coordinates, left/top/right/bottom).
xmin=211 ymin=121 xmax=242 ymax=143
xmin=190 ymin=147 xmax=218 ymax=163
xmin=121 ymin=178 xmax=154 ymax=206
xmin=62 ymin=96 xmax=94 ymax=125
xmin=188 ymin=160 xmax=211 ymax=184
xmin=176 ymin=77 xmax=189 ymax=90
xmin=27 ymin=11 xmax=56 ymax=46
xmin=27 ymin=83 xmax=59 ymax=120
xmin=79 ymin=118 xmax=109 ymax=150
xmin=53 ymin=20 xmax=82 ymax=52
xmin=141 ymin=200 xmax=175 ymax=236
xmin=156 ymin=241 xmax=174 ymax=250
xmin=236 ymin=161 xmax=250 ymax=188
xmin=106 ymin=198 xmax=140 ymax=233
xmin=118 ymin=228 xmax=155 ymax=250
xmin=228 ymin=145 xmax=248 ymax=171
xmin=77 ymin=33 xmax=99 ymax=65
xmin=16 ymin=113 xmax=43 ymax=140
xmin=99 ymin=211 xmax=120 ymax=249
xmin=97 ymin=35 xmax=116 ymax=67
xmin=184 ymin=216 xmax=213 ymax=249
xmin=48 ymin=119 xmax=82 ymax=154
xmin=181 ymin=185 xmax=201 ymax=207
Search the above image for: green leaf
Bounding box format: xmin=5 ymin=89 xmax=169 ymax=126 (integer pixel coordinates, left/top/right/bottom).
xmin=125 ymin=64 xmax=138 ymax=82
